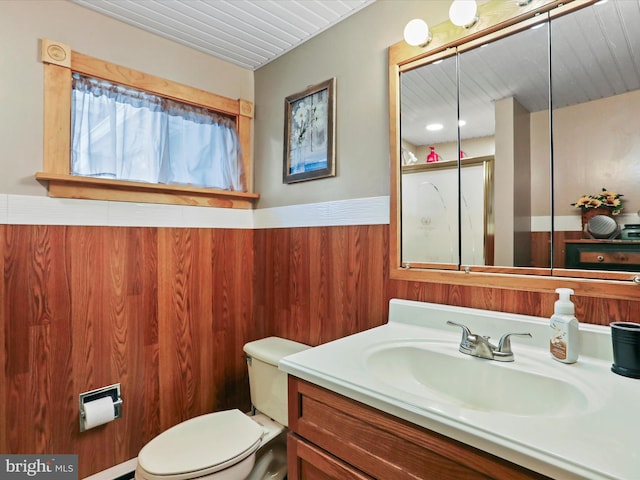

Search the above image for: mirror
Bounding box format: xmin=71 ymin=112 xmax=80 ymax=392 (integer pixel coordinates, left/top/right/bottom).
xmin=393 ymin=0 xmax=640 ymax=284
xmin=458 ymin=21 xmax=550 ymax=271
xmin=400 ymin=55 xmax=460 ymax=268
xmin=550 ymin=0 xmax=640 ymax=273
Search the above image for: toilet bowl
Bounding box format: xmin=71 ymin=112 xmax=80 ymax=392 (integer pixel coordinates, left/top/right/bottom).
xmin=135 ymin=337 xmax=309 ymax=480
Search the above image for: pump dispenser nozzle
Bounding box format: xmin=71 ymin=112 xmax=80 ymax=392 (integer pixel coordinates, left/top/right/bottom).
xmin=554 ymin=288 xmax=575 ymax=315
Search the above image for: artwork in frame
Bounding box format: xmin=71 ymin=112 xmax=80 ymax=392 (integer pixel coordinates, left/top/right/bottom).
xmin=283 ymin=78 xmax=336 ymax=183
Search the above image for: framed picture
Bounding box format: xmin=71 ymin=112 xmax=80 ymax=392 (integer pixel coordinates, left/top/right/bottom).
xmin=283 ymin=78 xmax=336 ymax=183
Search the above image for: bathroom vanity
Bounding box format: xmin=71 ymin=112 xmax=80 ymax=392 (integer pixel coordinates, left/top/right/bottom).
xmin=286 ymin=378 xmax=547 ymax=479
xmin=280 ymin=299 xmax=640 ymax=480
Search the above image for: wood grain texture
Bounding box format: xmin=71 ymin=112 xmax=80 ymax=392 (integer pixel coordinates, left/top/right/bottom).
xmin=41 ymin=47 xmax=257 ymax=207
xmin=0 ymin=225 xmax=5 ymax=454
xmin=1 ymin=225 xmax=258 ymax=477
xmin=2 ymin=222 xmax=637 ymax=478
xmin=254 ymin=226 xmax=389 ymax=346
xmin=37 ymin=173 xmax=257 ymax=209
xmin=289 ymin=377 xmax=549 ymax=480
xmin=255 ymin=225 xmax=639 ymax=353
xmin=288 ymin=434 xmax=375 ymax=480
xmin=43 ymin=63 xmax=71 ymax=174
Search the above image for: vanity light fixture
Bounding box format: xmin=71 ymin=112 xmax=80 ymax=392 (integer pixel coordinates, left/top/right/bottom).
xmin=403 ymin=1 xmax=482 ymax=47
xmin=403 ymin=18 xmax=432 ymax=47
xmin=449 ymin=0 xmax=479 ymax=28
xmin=426 ymin=123 xmax=444 ymax=131
xmin=458 ymin=120 xmax=466 ymax=127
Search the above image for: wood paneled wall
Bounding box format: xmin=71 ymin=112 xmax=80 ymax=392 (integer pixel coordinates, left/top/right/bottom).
xmin=255 ymin=225 xmax=639 ymax=348
xmin=2 ymin=223 xmax=638 ymax=478
xmin=253 ymin=226 xmax=389 ymax=346
xmin=0 ymin=225 xmax=260 ymax=478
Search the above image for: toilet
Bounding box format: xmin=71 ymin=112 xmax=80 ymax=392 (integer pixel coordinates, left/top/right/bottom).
xmin=135 ymin=337 xmax=310 ymax=480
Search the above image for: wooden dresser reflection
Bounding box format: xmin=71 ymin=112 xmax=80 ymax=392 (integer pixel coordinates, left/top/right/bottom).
xmin=565 ymin=240 xmax=640 ymax=272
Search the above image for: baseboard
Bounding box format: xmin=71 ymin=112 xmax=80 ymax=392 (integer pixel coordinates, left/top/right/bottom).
xmin=83 ymin=458 xmax=137 ymax=480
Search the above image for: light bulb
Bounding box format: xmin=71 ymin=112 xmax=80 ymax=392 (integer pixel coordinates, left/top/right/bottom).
xmin=403 ymin=19 xmax=431 ymax=47
xmin=449 ymin=0 xmax=479 ymax=28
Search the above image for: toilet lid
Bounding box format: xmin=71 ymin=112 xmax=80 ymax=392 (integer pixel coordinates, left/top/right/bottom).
xmin=138 ymin=409 xmax=263 ymax=479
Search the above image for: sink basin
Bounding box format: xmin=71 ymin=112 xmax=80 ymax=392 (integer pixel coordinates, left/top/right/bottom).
xmin=364 ymin=342 xmax=590 ymax=416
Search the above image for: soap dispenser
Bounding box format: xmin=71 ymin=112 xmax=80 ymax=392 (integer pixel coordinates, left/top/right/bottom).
xmin=550 ymin=288 xmax=579 ymax=363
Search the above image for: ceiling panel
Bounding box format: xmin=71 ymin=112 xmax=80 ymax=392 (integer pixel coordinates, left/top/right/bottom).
xmin=71 ymin=0 xmax=375 ymax=70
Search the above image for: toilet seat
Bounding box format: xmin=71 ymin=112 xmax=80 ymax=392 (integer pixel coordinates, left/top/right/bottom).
xmin=137 ymin=409 xmax=264 ymax=480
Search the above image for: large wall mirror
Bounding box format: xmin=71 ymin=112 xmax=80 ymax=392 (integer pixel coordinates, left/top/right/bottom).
xmin=390 ymin=0 xmax=640 ymax=297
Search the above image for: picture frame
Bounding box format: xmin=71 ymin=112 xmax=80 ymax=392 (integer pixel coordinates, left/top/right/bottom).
xmin=283 ymin=78 xmax=336 ymax=183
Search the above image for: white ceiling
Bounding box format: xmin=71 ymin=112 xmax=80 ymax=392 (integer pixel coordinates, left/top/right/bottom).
xmin=71 ymin=0 xmax=375 ymax=71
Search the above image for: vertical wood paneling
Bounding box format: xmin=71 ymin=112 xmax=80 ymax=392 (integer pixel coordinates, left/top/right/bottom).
xmin=308 ymin=228 xmax=329 ymax=346
xmin=225 ymin=230 xmax=255 ymax=404
xmin=211 ymin=228 xmax=237 ymax=409
xmin=4 ymin=226 xmax=73 ymax=454
xmin=2 ymin=222 xmax=638 ymax=480
xmin=290 ymin=228 xmax=311 ymax=341
xmin=0 ymin=224 xmax=6 ymax=454
xmin=255 ymin=226 xmax=391 ymax=346
xmin=29 ymin=323 xmax=51 ymax=454
xmin=256 ymin=225 xmax=640 ymax=352
xmin=1 ymin=224 xmax=256 ymax=478
xmin=3 ymin=229 xmax=31 ymax=455
xmin=328 ymin=227 xmax=349 ymax=341
xmin=70 ymin=226 xmax=108 ymax=470
xmin=4 ymin=226 xmax=32 ymax=377
xmin=272 ymin=229 xmax=292 ymax=337
xmin=158 ymin=227 xmax=196 ymax=429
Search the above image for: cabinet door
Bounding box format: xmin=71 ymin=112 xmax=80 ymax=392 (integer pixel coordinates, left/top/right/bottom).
xmin=288 ymin=377 xmax=550 ymax=480
xmin=288 ymin=433 xmax=373 ymax=480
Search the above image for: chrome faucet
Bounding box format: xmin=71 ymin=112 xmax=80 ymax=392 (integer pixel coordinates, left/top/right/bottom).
xmin=446 ymin=321 xmax=532 ymax=362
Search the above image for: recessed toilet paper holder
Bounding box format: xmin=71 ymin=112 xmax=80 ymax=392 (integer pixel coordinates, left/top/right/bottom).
xmin=79 ymin=383 xmax=123 ymax=432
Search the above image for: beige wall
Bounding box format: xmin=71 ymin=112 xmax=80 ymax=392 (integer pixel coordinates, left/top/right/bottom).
xmin=0 ymin=0 xmax=253 ymax=197
xmin=530 ymin=109 xmax=551 ymax=217
xmin=552 ymin=89 xmax=640 ymax=218
xmin=494 ymin=97 xmax=516 ymax=265
xmin=253 ymin=0 xmax=452 ymax=209
xmin=530 ymin=89 xmax=640 ymax=219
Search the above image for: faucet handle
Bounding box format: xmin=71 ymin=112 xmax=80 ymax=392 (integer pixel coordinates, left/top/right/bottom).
xmin=496 ymin=332 xmax=532 ymax=355
xmin=446 ymin=321 xmax=473 ymax=346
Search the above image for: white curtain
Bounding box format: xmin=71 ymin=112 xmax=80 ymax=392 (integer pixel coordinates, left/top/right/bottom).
xmin=71 ymin=74 xmax=245 ymax=191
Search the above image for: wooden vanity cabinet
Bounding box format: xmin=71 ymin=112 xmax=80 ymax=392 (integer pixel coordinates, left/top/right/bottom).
xmin=287 ymin=377 xmax=550 ymax=480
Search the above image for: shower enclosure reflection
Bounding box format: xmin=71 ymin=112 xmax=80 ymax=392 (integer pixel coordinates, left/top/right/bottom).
xmin=401 ymin=157 xmax=493 ymax=266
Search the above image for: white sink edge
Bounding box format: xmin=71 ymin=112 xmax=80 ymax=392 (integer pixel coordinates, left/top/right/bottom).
xmin=279 ymin=300 xmax=638 ymax=480
xmin=280 ymin=356 xmax=616 ymax=480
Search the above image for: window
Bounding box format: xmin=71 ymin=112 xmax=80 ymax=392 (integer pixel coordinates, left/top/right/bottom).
xmin=37 ymin=39 xmax=258 ymax=209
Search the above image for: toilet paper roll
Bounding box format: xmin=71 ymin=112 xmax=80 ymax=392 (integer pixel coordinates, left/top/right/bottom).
xmin=83 ymin=396 xmax=116 ymax=430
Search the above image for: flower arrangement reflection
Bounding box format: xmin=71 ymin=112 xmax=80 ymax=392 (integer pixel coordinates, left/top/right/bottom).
xmin=571 ymin=188 xmax=624 ymax=215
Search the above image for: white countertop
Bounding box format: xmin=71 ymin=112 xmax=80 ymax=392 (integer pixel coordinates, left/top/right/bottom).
xmin=279 ymin=299 xmax=640 ymax=480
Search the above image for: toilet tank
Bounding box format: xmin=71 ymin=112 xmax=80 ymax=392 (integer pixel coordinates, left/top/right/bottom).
xmin=243 ymin=337 xmax=310 ymax=426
